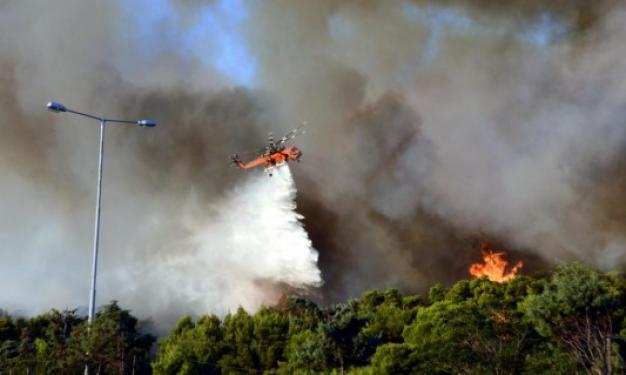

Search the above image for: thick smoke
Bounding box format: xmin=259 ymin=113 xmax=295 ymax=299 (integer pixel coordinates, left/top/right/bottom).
xmin=245 ymin=0 xmax=626 ymax=298
xmin=0 ymin=0 xmax=625 ymax=320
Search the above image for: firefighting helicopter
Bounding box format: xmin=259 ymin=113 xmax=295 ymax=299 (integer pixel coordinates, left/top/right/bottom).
xmin=231 ymin=123 xmax=306 ymax=176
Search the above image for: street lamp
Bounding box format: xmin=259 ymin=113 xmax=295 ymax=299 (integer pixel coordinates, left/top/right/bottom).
xmin=46 ymin=101 xmax=156 ymax=326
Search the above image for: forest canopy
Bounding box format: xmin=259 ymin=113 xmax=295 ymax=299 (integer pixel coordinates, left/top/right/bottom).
xmin=2 ymin=263 xmax=626 ymax=374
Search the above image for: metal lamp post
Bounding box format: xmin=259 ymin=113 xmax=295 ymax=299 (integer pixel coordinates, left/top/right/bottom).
xmin=46 ymin=101 xmax=156 ymax=325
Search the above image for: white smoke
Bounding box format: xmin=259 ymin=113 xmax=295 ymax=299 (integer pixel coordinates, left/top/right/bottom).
xmin=113 ymin=163 xmax=321 ymax=323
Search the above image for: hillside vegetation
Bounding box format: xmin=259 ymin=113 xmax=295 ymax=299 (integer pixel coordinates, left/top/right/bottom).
xmin=2 ymin=263 xmax=626 ymax=374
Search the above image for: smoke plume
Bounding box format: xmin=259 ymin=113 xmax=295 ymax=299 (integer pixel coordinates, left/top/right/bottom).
xmin=1 ymin=0 xmax=625 ymax=322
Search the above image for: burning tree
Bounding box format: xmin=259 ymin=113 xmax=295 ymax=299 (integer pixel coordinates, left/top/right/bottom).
xmin=469 ymin=244 xmax=523 ymax=283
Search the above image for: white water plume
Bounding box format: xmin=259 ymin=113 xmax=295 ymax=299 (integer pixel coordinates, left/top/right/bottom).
xmin=120 ymin=163 xmax=321 ymax=322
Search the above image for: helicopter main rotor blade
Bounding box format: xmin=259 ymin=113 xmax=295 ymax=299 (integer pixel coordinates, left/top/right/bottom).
xmin=277 ymin=122 xmax=307 ymax=145
xmin=235 ymin=145 xmax=268 ymax=157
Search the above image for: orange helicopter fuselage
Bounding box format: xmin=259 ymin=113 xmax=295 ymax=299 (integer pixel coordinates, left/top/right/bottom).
xmin=234 ymin=146 xmax=302 ymax=170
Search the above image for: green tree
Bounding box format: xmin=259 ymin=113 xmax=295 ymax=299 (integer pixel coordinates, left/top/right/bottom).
xmin=153 ymin=315 xmax=224 ymax=375
xmin=521 ymin=263 xmax=624 ymax=374
xmin=69 ymin=301 xmax=154 ymax=374
xmin=32 ymin=309 xmax=84 ymax=373
xmin=0 ymin=311 xmax=17 ymax=341
xmin=359 ymin=289 xmax=417 ymax=344
xmin=281 ymin=295 xmax=323 ymax=335
xmin=323 ymin=300 xmax=370 ymax=369
xmin=0 ymin=312 xmax=18 ymax=372
xmin=400 ymin=278 xmax=544 ymax=374
xmin=428 ymin=283 xmax=447 ymax=304
xmin=252 ymin=307 xmax=289 ymax=371
xmin=522 ymin=343 xmax=581 ymax=374
xmin=282 ymin=329 xmax=337 ymax=373
xmin=0 ymin=309 xmax=85 ymax=373
xmin=368 ymin=343 xmax=421 ymax=374
xmin=220 ymin=307 xmax=257 ymax=374
xmin=403 ymin=299 xmax=485 ymax=373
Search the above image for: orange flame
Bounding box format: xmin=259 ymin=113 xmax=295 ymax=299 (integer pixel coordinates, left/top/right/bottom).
xmin=469 ymin=246 xmax=523 ymax=283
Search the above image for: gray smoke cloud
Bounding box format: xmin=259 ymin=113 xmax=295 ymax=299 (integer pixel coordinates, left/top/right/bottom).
xmin=1 ymin=0 xmax=625 ymax=321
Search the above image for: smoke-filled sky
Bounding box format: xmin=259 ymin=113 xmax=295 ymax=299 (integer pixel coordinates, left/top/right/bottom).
xmin=1 ymin=0 xmax=625 ymax=324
